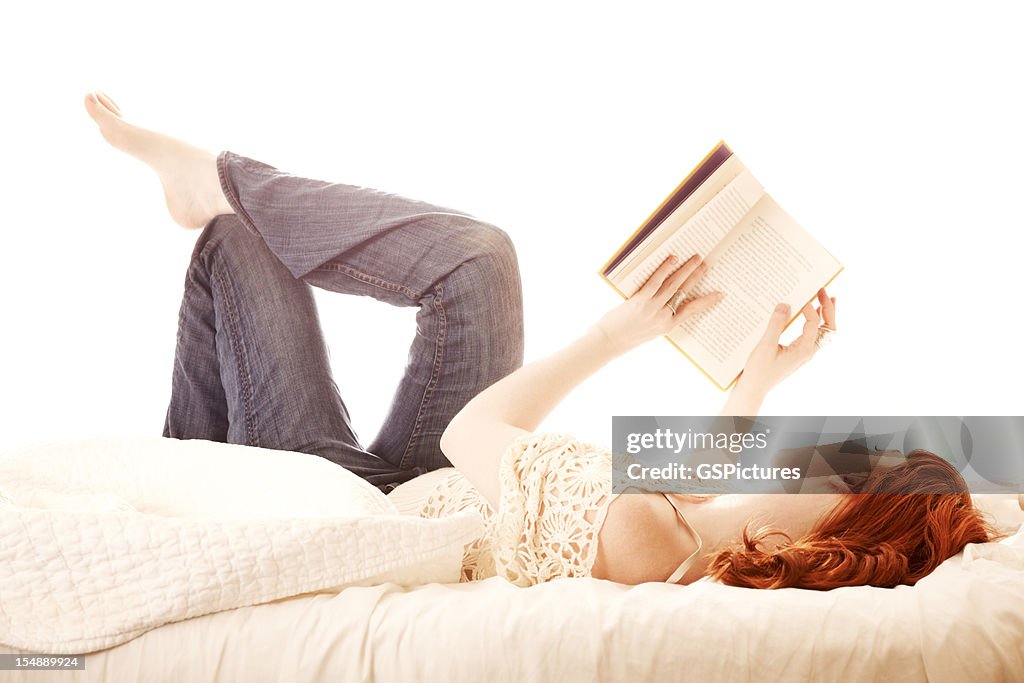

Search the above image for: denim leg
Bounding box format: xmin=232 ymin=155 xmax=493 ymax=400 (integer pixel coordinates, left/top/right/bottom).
xmin=163 ymin=213 xmax=421 ymax=490
xmin=217 ymin=151 xmax=524 ymax=472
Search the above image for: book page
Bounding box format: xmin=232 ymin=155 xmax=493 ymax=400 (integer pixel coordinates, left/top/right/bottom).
xmin=612 ymin=167 xmax=765 ymax=296
xmin=668 ymin=195 xmax=842 ymax=388
xmin=608 ymin=153 xmax=750 ymax=285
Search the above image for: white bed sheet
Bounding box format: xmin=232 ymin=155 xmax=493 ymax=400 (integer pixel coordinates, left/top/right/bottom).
xmin=2 ymin=434 xmax=1021 ymax=683
xmin=4 ymin=525 xmax=1022 ymax=683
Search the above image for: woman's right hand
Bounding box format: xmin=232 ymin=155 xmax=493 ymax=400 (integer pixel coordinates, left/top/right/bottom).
xmin=593 ymin=254 xmax=724 ymax=355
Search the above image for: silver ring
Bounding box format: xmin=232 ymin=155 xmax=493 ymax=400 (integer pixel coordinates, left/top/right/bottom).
xmin=665 ymin=302 xmax=677 ymax=314
xmin=814 ymin=326 xmax=836 ymax=349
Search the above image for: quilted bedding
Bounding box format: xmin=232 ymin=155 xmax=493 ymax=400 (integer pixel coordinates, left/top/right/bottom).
xmin=0 ymin=436 xmax=482 ymax=654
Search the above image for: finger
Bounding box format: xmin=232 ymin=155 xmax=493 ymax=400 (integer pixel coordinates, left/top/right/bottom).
xmin=655 ymin=255 xmax=703 ymax=303
xmin=819 ymin=290 xmax=837 ymax=330
xmin=800 ymin=300 xmax=820 ymax=339
xmin=654 ymin=256 xmax=702 ymax=303
xmin=757 ymin=303 xmax=792 ymax=348
xmin=674 ymin=291 xmax=724 ymax=321
xmin=638 ymin=255 xmax=681 ymax=298
xmin=790 ymin=302 xmax=822 ymax=354
xmin=678 ymin=258 xmax=710 ymax=292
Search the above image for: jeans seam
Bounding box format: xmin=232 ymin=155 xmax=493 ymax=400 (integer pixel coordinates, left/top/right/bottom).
xmin=313 ymin=260 xmax=442 ymax=470
xmin=399 ymin=282 xmax=446 ymax=470
xmin=217 ymin=152 xmax=263 ymax=240
xmin=314 ymin=262 xmax=419 ymax=301
xmin=210 ymin=257 xmax=260 ymax=446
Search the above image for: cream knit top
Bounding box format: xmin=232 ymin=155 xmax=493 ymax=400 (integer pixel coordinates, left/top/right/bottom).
xmin=389 ymin=432 xmax=704 ymax=586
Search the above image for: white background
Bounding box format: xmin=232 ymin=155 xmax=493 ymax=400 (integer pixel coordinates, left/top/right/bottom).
xmin=2 ymin=1 xmax=1022 ymax=451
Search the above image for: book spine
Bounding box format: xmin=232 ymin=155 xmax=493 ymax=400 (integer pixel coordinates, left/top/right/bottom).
xmin=601 ymin=141 xmax=733 ymax=276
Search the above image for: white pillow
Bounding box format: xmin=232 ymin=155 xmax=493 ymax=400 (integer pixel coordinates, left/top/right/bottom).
xmin=0 ymin=436 xmax=483 ymax=654
xmin=0 ymin=434 xmax=395 ymax=519
xmin=971 ymin=493 xmax=1024 ymax=536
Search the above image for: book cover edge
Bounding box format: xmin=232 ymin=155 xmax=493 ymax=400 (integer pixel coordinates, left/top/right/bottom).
xmin=598 ymin=139 xmax=732 ymax=277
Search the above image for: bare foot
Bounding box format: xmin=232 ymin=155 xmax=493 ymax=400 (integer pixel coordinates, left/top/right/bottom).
xmin=84 ymin=92 xmax=233 ymax=229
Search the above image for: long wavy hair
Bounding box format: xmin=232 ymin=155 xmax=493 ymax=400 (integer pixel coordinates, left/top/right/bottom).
xmin=706 ymin=450 xmax=996 ymax=590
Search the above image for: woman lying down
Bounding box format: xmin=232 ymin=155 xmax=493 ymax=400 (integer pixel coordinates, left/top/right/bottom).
xmin=429 ymin=285 xmax=995 ymax=588
xmin=84 ymin=92 xmax=995 ymax=592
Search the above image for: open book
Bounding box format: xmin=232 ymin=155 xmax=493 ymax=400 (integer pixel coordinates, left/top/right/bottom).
xmin=600 ymin=141 xmax=843 ymax=390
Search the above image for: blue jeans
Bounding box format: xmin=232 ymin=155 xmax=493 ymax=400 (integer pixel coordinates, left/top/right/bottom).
xmin=162 ymin=151 xmax=524 ymax=491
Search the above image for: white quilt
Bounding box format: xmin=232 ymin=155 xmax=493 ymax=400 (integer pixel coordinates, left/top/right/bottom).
xmin=0 ymin=436 xmax=483 ymax=654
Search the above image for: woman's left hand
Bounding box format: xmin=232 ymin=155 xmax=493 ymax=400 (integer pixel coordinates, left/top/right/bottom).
xmin=593 ymin=254 xmax=724 ymax=354
xmin=735 ymin=288 xmax=837 ymax=396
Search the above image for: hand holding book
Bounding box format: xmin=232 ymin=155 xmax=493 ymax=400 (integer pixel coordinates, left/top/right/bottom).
xmin=720 ymin=288 xmax=838 ymax=415
xmin=740 ymin=288 xmax=837 ymax=394
xmin=593 ymin=246 xmax=837 ymax=408
xmin=592 ymin=253 xmax=723 ymax=355
xmin=600 ymin=142 xmax=842 ymax=390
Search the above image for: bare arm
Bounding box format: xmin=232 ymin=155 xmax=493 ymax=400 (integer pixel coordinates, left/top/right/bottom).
xmin=440 ymin=254 xmax=719 ymax=507
xmin=441 ymin=251 xmax=838 ymax=509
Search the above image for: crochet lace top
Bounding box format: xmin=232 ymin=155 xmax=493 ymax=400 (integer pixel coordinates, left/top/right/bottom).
xmin=388 ymin=432 xmax=704 ymax=586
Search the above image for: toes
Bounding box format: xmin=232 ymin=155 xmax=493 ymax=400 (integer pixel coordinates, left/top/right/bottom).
xmin=84 ymin=91 xmax=132 ymax=149
xmin=83 ymin=92 xmax=105 ymax=122
xmin=96 ymin=92 xmax=123 ymax=117
xmin=84 ymin=91 xmax=123 ymax=123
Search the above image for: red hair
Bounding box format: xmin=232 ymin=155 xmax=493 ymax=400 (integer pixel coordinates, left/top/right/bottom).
xmin=706 ymin=450 xmax=996 ymax=590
